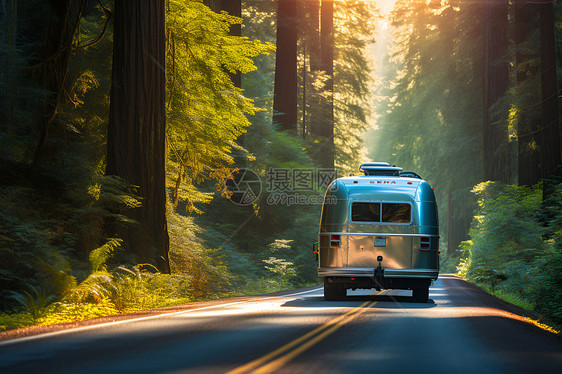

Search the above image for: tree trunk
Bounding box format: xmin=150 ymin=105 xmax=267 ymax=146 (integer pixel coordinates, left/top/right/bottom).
xmin=514 ymin=0 xmax=541 ymax=186
xmin=32 ymin=0 xmax=83 ymax=165
xmin=482 ymin=0 xmax=510 ymax=182
xmin=538 ymin=2 xmax=561 ymax=181
xmin=307 ymin=0 xmax=321 ymax=71
xmin=203 ymin=0 xmax=221 ymax=12
xmin=302 ymin=39 xmax=307 ymax=139
xmin=205 ymin=0 xmax=242 ymax=88
xmin=303 ymin=0 xmax=320 ymax=138
xmin=222 ymin=0 xmax=242 ymax=87
xmin=106 ymin=0 xmax=170 ymax=272
xmin=318 ymin=0 xmax=334 ymax=169
xmin=273 ymin=0 xmax=298 ymax=132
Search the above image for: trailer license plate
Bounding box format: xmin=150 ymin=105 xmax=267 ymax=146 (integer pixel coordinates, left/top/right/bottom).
xmin=374 ymin=237 xmax=386 ymax=247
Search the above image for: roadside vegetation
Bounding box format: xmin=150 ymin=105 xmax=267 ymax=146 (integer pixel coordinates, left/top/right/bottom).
xmin=1 ymin=233 xmax=302 ymax=331
xmin=457 ymin=179 xmax=562 ymax=329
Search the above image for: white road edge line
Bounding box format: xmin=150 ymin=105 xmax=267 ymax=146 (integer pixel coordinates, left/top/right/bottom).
xmin=0 ymin=287 xmax=323 ymax=347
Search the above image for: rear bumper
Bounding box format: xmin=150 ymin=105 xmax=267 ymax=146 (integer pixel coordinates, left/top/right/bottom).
xmin=318 ymin=267 xmax=438 ymax=280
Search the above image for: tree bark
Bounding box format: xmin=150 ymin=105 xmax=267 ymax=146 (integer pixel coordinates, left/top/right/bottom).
xmin=205 ymin=0 xmax=242 ymax=88
xmin=538 ymin=2 xmax=561 ymax=181
xmin=318 ymin=0 xmax=334 ymax=169
xmin=106 ymin=0 xmax=170 ymax=272
xmin=514 ymin=0 xmax=541 ymax=186
xmin=307 ymin=0 xmax=321 ymax=72
xmin=303 ymin=0 xmax=320 ymax=138
xmin=273 ymin=0 xmax=298 ymax=132
xmin=221 ymin=0 xmax=242 ymax=87
xmin=32 ymin=0 xmax=84 ymax=165
xmin=203 ymin=0 xmax=221 ymax=12
xmin=482 ymin=0 xmax=510 ymax=182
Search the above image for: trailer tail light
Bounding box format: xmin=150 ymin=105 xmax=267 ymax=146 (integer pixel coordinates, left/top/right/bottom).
xmin=330 ymin=234 xmax=341 ymax=247
xmin=420 ymin=236 xmax=430 ymax=250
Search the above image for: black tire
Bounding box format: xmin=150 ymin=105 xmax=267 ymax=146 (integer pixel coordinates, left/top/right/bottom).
xmin=324 ymin=285 xmax=339 ymax=301
xmin=324 ymin=279 xmax=345 ymax=301
xmin=413 ymin=287 xmax=429 ymax=302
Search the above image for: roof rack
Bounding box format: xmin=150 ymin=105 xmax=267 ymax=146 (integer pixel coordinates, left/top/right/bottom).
xmin=359 ymin=162 xmax=403 ymax=176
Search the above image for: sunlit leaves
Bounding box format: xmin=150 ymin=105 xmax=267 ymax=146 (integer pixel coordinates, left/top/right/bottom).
xmin=165 ymin=0 xmax=274 ymax=210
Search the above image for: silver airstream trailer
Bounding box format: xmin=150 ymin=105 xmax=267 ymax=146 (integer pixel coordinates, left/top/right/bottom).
xmin=317 ymin=162 xmax=439 ymax=302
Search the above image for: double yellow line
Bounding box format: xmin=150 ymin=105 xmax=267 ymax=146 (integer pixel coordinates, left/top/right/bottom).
xmin=227 ymin=295 xmax=380 ymax=374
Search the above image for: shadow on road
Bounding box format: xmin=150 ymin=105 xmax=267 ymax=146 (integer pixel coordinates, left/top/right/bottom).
xmin=281 ymin=295 xmax=437 ymax=309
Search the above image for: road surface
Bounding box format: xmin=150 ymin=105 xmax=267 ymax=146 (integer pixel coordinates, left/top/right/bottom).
xmin=0 ymin=274 xmax=560 ymax=373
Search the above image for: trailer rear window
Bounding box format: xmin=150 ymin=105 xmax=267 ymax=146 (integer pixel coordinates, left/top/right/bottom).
xmin=351 ymin=202 xmax=411 ymax=223
xmin=382 ymin=203 xmax=411 ymax=223
xmin=352 ymin=203 xmax=380 ymax=222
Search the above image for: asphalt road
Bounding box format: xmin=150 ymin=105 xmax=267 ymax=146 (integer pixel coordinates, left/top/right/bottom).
xmin=0 ymin=274 xmax=560 ymax=374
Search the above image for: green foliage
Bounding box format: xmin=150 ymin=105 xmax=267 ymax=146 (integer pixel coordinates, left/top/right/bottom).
xmin=89 ymin=238 xmax=121 ymax=272
xmin=465 ymin=182 xmax=543 ymax=288
xmin=165 ymin=0 xmax=275 ymax=210
xmin=0 ymin=175 xmax=80 ymax=310
xmin=535 ymin=238 xmax=562 ymax=324
xmin=168 ymin=210 xmax=234 ymax=298
xmin=262 ymin=240 xmax=297 ymax=288
xmin=461 ymin=182 xmax=562 ymax=327
xmin=0 ymin=239 xmax=196 ymax=331
xmin=263 ymin=257 xmax=296 ymax=288
xmin=0 ymin=1 xmax=122 ymax=313
xmin=107 ymin=266 xmax=193 ymax=313
xmin=9 ymin=286 xmax=56 ymax=322
xmin=191 ymin=95 xmax=323 ymax=288
xmin=64 ymin=239 xmax=121 ymax=304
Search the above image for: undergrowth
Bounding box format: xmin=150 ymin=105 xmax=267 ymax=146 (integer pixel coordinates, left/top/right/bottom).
xmin=457 ymin=180 xmax=562 ymax=330
xmin=0 ymin=221 xmax=314 ymax=331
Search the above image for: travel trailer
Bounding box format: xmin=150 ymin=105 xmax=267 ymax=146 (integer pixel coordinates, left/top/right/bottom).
xmin=316 ymin=162 xmax=439 ymax=302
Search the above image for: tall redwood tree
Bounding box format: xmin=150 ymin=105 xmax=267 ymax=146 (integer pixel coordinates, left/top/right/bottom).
xmin=514 ymin=0 xmax=540 ymax=186
xmin=538 ymin=1 xmax=561 ymax=181
xmin=106 ymin=0 xmax=169 ymax=272
xmin=318 ymin=0 xmax=334 ymax=169
xmin=204 ymin=0 xmax=242 ymax=87
xmin=32 ymin=0 xmax=84 ymax=164
xmin=482 ymin=0 xmax=510 ymax=183
xmin=273 ymin=0 xmax=298 ymax=131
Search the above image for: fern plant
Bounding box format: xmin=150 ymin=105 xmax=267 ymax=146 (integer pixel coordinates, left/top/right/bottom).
xmin=9 ymin=286 xmax=55 ymax=322
xmin=64 ymin=239 xmax=121 ymax=303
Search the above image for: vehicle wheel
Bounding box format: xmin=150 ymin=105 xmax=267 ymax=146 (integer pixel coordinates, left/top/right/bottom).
xmin=413 ymin=287 xmax=429 ymax=302
xmin=324 ymin=285 xmax=339 ymax=301
xmin=324 ymin=279 xmax=345 ymax=301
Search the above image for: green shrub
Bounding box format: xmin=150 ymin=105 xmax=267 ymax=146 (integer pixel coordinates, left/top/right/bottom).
xmin=461 ymin=181 xmax=562 ymax=328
